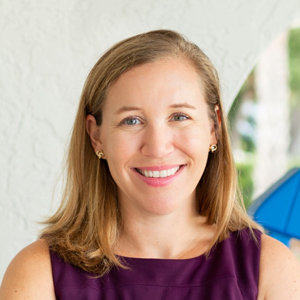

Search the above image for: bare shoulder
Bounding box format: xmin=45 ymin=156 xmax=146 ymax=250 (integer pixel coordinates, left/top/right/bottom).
xmin=0 ymin=239 xmax=55 ymax=300
xmin=258 ymin=234 xmax=300 ymax=300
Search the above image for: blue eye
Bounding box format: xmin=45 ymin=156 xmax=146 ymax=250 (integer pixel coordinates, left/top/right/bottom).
xmin=171 ymin=113 xmax=190 ymax=121
xmin=121 ymin=117 xmax=141 ymax=126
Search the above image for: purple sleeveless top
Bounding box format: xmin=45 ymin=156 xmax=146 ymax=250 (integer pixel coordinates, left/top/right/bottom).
xmin=50 ymin=228 xmax=261 ymax=300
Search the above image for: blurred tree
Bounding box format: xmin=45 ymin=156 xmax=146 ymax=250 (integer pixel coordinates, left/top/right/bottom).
xmin=229 ymin=73 xmax=256 ymax=207
xmin=236 ymin=162 xmax=254 ymax=209
xmin=289 ymin=27 xmax=300 ymax=104
xmin=288 ymin=28 xmax=300 ymax=159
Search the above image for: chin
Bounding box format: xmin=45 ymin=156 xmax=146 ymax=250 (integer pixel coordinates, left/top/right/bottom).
xmin=141 ymin=197 xmax=189 ymax=216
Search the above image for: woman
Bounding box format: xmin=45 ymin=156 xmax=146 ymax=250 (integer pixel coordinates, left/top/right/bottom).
xmin=1 ymin=29 xmax=299 ymax=300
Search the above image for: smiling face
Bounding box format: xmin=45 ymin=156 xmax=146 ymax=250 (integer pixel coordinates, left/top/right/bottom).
xmin=90 ymin=57 xmax=217 ymax=217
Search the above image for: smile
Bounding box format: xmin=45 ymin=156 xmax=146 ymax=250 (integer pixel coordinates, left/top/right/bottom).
xmin=136 ymin=166 xmax=180 ymax=178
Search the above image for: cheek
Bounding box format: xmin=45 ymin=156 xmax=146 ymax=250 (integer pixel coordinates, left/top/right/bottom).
xmin=103 ymin=132 xmax=140 ymax=169
xmin=176 ymin=127 xmax=211 ymax=154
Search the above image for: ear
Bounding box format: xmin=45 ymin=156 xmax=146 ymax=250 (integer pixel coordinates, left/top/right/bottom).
xmin=214 ymin=105 xmax=222 ymax=126
xmin=210 ymin=105 xmax=221 ymax=144
xmin=86 ymin=114 xmax=102 ymax=151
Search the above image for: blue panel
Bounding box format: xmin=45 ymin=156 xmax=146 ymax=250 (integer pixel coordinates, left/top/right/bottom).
xmin=269 ymin=231 xmax=291 ymax=247
xmin=253 ymin=173 xmax=299 ymax=232
xmin=286 ymin=172 xmax=300 ymax=238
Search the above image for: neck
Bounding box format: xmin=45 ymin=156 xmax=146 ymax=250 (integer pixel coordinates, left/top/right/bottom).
xmin=114 ymin=204 xmax=215 ymax=259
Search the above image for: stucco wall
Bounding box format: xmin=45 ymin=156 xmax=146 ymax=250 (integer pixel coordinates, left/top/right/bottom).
xmin=1 ymin=0 xmax=300 ymax=280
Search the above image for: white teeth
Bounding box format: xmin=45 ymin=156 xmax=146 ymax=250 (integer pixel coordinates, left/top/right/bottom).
xmin=160 ymin=170 xmax=167 ymax=178
xmin=138 ymin=166 xmax=180 ymax=178
xmin=153 ymin=171 xmax=159 ymax=178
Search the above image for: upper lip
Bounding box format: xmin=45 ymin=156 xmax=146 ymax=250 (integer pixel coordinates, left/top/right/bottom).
xmin=134 ymin=164 xmax=184 ymax=171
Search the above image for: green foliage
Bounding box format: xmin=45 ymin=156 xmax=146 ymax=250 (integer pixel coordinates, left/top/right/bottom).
xmin=228 ymin=71 xmax=256 ymax=128
xmin=236 ymin=162 xmax=254 ymax=209
xmin=228 ymin=72 xmax=256 ymax=153
xmin=228 ymin=86 xmax=245 ymax=128
xmin=240 ymin=136 xmax=256 ymax=153
xmin=229 ymin=72 xmax=256 ymax=208
xmin=288 ymin=28 xmax=300 ymax=106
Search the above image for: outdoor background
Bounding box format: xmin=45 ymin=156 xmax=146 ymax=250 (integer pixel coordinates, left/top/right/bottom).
xmin=230 ymin=23 xmax=300 ymax=260
xmin=1 ymin=0 xmax=300 ymax=280
xmin=230 ymin=25 xmax=300 ymax=207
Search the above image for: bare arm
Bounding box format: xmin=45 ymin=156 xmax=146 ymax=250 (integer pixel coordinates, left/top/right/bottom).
xmin=0 ymin=239 xmax=56 ymax=300
xmin=258 ymin=234 xmax=300 ymax=300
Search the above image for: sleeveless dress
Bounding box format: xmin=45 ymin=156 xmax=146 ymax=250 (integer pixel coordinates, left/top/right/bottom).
xmin=50 ymin=228 xmax=261 ymax=300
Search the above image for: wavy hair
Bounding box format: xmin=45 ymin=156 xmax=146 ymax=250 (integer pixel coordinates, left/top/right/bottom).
xmin=40 ymin=29 xmax=259 ymax=276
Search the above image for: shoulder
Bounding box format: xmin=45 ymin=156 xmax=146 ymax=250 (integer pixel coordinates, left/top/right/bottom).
xmin=0 ymin=239 xmax=56 ymax=300
xmin=258 ymin=234 xmax=300 ymax=300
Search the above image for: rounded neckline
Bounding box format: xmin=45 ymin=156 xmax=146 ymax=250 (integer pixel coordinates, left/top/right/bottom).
xmin=114 ymin=230 xmax=241 ymax=263
xmin=116 ymin=252 xmax=207 ymax=262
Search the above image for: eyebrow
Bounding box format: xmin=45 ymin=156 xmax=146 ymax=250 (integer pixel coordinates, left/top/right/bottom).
xmin=114 ymin=102 xmax=196 ymax=115
xmin=114 ymin=106 xmax=143 ymax=115
xmin=169 ymin=103 xmax=196 ymax=110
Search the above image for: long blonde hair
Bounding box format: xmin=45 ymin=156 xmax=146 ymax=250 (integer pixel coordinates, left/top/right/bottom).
xmin=40 ymin=29 xmax=259 ymax=276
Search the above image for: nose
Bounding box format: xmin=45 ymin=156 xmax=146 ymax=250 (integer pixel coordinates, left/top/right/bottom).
xmin=141 ymin=123 xmax=174 ymax=158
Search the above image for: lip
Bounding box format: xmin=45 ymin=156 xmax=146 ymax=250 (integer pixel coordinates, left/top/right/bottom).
xmin=133 ymin=165 xmax=185 ymax=187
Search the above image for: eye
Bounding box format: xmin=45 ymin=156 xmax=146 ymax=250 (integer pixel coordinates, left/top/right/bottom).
xmin=171 ymin=113 xmax=190 ymax=122
xmin=120 ymin=116 xmax=142 ymax=126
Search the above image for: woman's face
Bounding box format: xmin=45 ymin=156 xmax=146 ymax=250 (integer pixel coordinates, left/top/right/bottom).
xmin=98 ymin=57 xmax=217 ymax=217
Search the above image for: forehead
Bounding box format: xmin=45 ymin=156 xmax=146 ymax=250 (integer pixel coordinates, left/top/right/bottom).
xmin=105 ymin=57 xmax=205 ymax=106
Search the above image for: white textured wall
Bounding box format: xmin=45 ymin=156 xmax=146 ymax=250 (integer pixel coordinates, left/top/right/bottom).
xmin=1 ymin=0 xmax=300 ymax=280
